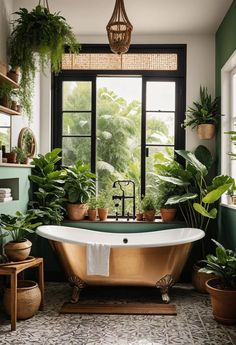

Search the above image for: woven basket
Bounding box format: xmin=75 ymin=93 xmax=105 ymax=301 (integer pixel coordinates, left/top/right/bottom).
xmin=3 ymin=280 xmax=41 ymax=319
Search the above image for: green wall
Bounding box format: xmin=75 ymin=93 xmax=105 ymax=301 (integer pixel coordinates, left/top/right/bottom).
xmin=215 ymin=0 xmax=236 ymax=250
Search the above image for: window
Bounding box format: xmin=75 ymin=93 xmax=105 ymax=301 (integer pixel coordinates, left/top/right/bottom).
xmin=230 ymin=70 xmax=236 ymax=179
xmin=52 ymin=45 xmax=186 ymax=207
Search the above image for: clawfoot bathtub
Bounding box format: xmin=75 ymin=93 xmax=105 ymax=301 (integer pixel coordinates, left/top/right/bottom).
xmin=36 ymin=225 xmax=204 ymax=303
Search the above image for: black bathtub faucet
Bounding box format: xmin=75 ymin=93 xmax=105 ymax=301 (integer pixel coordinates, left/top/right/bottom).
xmin=112 ymin=180 xmax=136 ymax=219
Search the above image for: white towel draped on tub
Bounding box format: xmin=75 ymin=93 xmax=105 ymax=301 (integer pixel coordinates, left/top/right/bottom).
xmin=86 ymin=243 xmax=111 ymax=276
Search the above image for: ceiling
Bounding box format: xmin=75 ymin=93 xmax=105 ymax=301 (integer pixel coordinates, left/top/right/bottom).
xmin=13 ymin=0 xmax=233 ymax=36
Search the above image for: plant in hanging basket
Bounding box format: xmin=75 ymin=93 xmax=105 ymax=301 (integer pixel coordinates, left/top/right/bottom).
xmin=8 ymin=4 xmax=80 ymax=122
xmin=182 ymin=86 xmax=222 ymax=139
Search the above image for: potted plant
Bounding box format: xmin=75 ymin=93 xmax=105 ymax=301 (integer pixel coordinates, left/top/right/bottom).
xmin=136 ymin=196 xmax=143 ymax=221
xmin=97 ymin=190 xmax=110 ymax=221
xmin=64 ymin=160 xmax=96 ymax=221
xmin=182 ymin=86 xmax=222 ymax=139
xmin=200 ymin=240 xmax=236 ymax=324
xmin=0 ymin=210 xmax=42 ymax=262
xmin=87 ymin=196 xmax=97 ymax=221
xmin=156 ymin=145 xmax=234 ymax=292
xmin=0 ymin=83 xmax=13 ymax=108
xmin=8 ymin=4 xmax=80 ymax=122
xmin=29 ymin=148 xmax=67 ymax=225
xmin=141 ymin=194 xmax=156 ymax=221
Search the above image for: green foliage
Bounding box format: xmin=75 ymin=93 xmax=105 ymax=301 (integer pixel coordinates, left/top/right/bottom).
xmin=0 ymin=83 xmax=14 ymax=98
xmin=182 ymin=86 xmax=222 ymax=129
xmin=141 ymin=194 xmax=156 ymax=212
xmin=156 ymin=145 xmax=234 ymax=257
xmin=12 ymin=146 xmax=27 ymax=163
xmin=8 ymin=5 xmax=80 ymax=122
xmin=64 ymin=160 xmax=96 ymax=204
xmin=200 ymin=240 xmax=236 ymax=290
xmin=96 ymin=190 xmax=111 ymax=208
xmin=29 ymin=148 xmax=66 ymax=224
xmin=88 ymin=196 xmax=97 ymax=210
xmin=225 ymin=131 xmax=236 ymax=160
xmin=0 ymin=210 xmax=42 ymax=242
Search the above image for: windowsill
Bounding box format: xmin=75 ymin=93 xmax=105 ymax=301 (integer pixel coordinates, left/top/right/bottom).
xmin=220 ymin=202 xmax=236 ymax=210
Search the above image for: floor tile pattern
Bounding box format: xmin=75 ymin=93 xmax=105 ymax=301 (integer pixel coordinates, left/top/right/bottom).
xmin=0 ymin=283 xmax=235 ymax=345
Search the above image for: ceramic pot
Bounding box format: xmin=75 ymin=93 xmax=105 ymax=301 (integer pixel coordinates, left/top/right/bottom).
xmin=197 ymin=124 xmax=215 ymax=140
xmin=0 ymin=96 xmax=11 ymax=108
xmin=11 ymin=100 xmax=18 ymax=111
xmin=88 ymin=208 xmax=97 ymax=221
xmin=192 ymin=263 xmax=215 ymax=293
xmin=136 ymin=212 xmax=143 ymax=221
xmin=7 ymin=68 xmax=20 ymax=84
xmin=6 ymin=152 xmax=17 ymax=163
xmin=206 ymin=278 xmax=236 ymax=325
xmin=160 ymin=208 xmax=177 ymax=222
xmin=98 ymin=208 xmax=109 ymax=221
xmin=3 ymin=280 xmax=41 ymax=320
xmin=67 ymin=203 xmax=87 ymax=221
xmin=4 ymin=239 xmax=32 ymax=262
xmin=143 ymin=210 xmax=156 ymax=221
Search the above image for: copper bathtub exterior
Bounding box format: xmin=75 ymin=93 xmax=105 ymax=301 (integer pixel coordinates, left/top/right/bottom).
xmin=51 ymin=240 xmax=192 ymax=286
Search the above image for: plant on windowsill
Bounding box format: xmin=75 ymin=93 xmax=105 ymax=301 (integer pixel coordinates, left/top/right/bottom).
xmin=182 ymin=86 xmax=222 ymax=139
xmin=8 ymin=4 xmax=80 ymax=122
xmin=141 ymin=194 xmax=156 ymax=221
xmin=87 ymin=196 xmax=97 ymax=221
xmin=0 ymin=210 xmax=42 ymax=262
xmin=135 ymin=196 xmax=143 ymax=221
xmin=0 ymin=83 xmax=14 ymax=108
xmin=96 ymin=190 xmax=111 ymax=221
xmin=225 ymin=130 xmax=236 ymax=204
xmin=64 ymin=160 xmax=96 ymax=221
xmin=199 ymin=239 xmax=236 ymax=324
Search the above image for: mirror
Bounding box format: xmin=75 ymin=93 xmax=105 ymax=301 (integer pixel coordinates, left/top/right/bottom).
xmin=17 ymin=127 xmax=36 ymax=158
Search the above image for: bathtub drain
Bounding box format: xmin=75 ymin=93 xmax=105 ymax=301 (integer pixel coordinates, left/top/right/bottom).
xmin=123 ymin=238 xmax=128 ymax=244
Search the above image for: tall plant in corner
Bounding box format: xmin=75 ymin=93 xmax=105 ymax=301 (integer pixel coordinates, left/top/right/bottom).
xmin=8 ymin=3 xmax=80 ymax=122
xmin=29 ymin=148 xmax=67 ymax=224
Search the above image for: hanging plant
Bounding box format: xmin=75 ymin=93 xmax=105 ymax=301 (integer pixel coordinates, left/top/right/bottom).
xmin=8 ymin=2 xmax=80 ymax=123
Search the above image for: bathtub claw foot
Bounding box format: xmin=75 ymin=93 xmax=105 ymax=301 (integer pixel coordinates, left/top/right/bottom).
xmin=69 ymin=276 xmax=86 ymax=303
xmin=156 ymin=274 xmax=174 ymax=304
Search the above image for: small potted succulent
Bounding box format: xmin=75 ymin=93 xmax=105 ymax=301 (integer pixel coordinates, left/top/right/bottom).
xmin=200 ymin=240 xmax=236 ymax=324
xmin=182 ymin=86 xmax=222 ymax=139
xmin=97 ymin=190 xmax=110 ymax=221
xmin=141 ymin=195 xmax=156 ymax=221
xmin=87 ymin=196 xmax=97 ymax=221
xmin=64 ymin=160 xmax=96 ymax=221
xmin=0 ymin=210 xmax=42 ymax=262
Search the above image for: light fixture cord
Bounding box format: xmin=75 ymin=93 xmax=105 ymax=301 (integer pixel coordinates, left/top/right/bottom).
xmin=38 ymin=0 xmax=50 ymax=11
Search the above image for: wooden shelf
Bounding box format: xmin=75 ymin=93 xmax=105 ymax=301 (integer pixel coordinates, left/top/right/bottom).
xmin=0 ymin=72 xmax=19 ymax=88
xmin=0 ymin=105 xmax=21 ymax=116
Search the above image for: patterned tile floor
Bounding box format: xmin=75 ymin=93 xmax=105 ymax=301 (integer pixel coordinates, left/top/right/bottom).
xmin=0 ymin=283 xmax=236 ymax=345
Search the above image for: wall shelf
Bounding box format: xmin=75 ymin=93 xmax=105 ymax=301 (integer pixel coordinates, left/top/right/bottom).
xmin=0 ymin=72 xmax=19 ymax=88
xmin=0 ymin=105 xmax=21 ymax=116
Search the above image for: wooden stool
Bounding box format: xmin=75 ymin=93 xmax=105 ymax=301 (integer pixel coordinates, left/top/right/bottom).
xmin=0 ymin=257 xmax=44 ymax=331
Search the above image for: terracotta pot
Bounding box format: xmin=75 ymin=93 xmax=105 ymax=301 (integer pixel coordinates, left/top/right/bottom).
xmin=0 ymin=96 xmax=11 ymax=108
xmin=98 ymin=208 xmax=109 ymax=221
xmin=197 ymin=124 xmax=215 ymax=140
xmin=3 ymin=280 xmax=41 ymax=320
xmin=4 ymin=239 xmax=32 ymax=262
xmin=6 ymin=152 xmax=17 ymax=163
xmin=88 ymin=208 xmax=97 ymax=221
xmin=160 ymin=208 xmax=177 ymax=222
xmin=136 ymin=212 xmax=143 ymax=221
xmin=143 ymin=210 xmax=156 ymax=221
xmin=7 ymin=69 xmax=20 ymax=83
xmin=67 ymin=203 xmax=87 ymax=221
xmin=231 ymin=196 xmax=236 ymax=205
xmin=206 ymin=278 xmax=236 ymax=325
xmin=192 ymin=263 xmax=215 ymax=293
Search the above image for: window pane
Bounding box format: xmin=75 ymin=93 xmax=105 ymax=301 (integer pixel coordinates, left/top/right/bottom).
xmin=146 ymin=146 xmax=174 ymax=193
xmin=146 ymin=82 xmax=175 ymax=111
xmin=62 ymin=137 xmax=91 ymax=166
xmin=146 ymin=112 xmax=175 ymax=145
xmin=0 ymin=128 xmax=10 ymax=152
xmin=96 ymin=77 xmax=141 ymax=193
xmin=63 ymin=112 xmax=91 ymax=135
xmin=0 ymin=114 xmax=10 ymax=127
xmin=63 ymin=81 xmax=92 ymax=111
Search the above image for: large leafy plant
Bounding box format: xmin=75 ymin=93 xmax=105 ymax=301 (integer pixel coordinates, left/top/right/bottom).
xmin=64 ymin=160 xmax=96 ymax=204
xmin=8 ymin=4 xmax=80 ymax=122
xmin=156 ymin=146 xmax=234 ymax=256
xmin=182 ymin=86 xmax=222 ymax=129
xmin=29 ymin=148 xmax=66 ymax=224
xmin=0 ymin=210 xmax=42 ymax=242
xmin=200 ymin=239 xmax=236 ymax=290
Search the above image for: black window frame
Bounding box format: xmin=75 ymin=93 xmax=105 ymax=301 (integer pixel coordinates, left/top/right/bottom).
xmin=52 ymin=44 xmax=186 ymax=196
